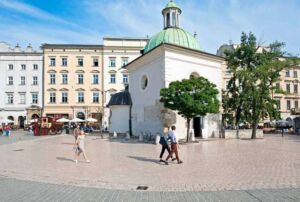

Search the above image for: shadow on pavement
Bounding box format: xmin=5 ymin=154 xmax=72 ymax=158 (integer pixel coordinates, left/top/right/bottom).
xmin=56 ymin=157 xmax=74 ymax=162
xmin=128 ymin=156 xmax=162 ymax=165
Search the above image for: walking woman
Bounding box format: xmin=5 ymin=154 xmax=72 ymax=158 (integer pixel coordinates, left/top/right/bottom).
xmin=74 ymin=130 xmax=90 ymax=163
xmin=159 ymin=127 xmax=171 ymax=164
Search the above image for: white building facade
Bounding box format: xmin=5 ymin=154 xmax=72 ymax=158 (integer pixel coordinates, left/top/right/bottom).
xmin=126 ymin=1 xmax=225 ymax=139
xmin=0 ymin=42 xmax=43 ymax=127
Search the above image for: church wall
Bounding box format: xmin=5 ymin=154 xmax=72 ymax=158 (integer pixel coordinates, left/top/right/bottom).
xmin=129 ymin=53 xmax=166 ymax=137
xmin=109 ymin=105 xmax=130 ymax=134
xmin=164 ymin=50 xmax=223 ymax=139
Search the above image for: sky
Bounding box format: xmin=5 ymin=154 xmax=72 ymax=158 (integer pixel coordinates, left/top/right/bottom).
xmin=0 ymin=0 xmax=299 ymax=55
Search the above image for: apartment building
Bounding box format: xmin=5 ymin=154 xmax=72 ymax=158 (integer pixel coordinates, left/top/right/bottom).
xmin=0 ymin=42 xmax=43 ymax=127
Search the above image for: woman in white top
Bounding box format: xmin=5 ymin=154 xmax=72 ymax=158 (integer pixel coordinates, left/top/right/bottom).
xmin=74 ymin=130 xmax=90 ymax=163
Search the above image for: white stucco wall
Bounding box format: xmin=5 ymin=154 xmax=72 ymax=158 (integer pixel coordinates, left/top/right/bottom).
xmin=164 ymin=48 xmax=223 ymax=139
xmin=109 ymin=105 xmax=130 ymax=133
xmin=129 ymin=50 xmax=165 ymax=136
xmin=128 ymin=45 xmax=224 ymax=139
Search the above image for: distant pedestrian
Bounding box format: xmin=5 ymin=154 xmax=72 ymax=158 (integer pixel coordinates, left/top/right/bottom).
xmin=159 ymin=127 xmax=172 ymax=164
xmin=5 ymin=125 xmax=11 ymax=137
xmin=73 ymin=125 xmax=80 ymax=143
xmin=165 ymin=126 xmax=183 ymax=164
xmin=29 ymin=125 xmax=33 ymax=135
xmin=74 ymin=130 xmax=90 ymax=163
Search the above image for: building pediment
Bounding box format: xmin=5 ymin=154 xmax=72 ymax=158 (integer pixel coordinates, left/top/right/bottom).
xmin=75 ymin=88 xmax=85 ymax=91
xmin=108 ymin=70 xmax=117 ymax=74
xmin=59 ymin=88 xmax=69 ymax=91
xmin=91 ymin=88 xmax=100 ymax=91
xmin=47 ymin=88 xmax=57 ymax=91
xmin=108 ymin=88 xmax=117 ymax=92
xmin=91 ymin=70 xmax=100 ymax=73
xmin=75 ymin=70 xmax=85 ymax=73
xmin=60 ymin=70 xmax=69 ymax=73
xmin=48 ymin=70 xmax=57 ymax=73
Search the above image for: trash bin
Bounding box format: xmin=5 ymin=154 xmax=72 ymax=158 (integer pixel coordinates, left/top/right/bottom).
xmin=65 ymin=127 xmax=69 ymax=134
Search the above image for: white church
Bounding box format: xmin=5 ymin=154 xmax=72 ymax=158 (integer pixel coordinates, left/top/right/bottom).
xmin=109 ymin=0 xmax=225 ymax=140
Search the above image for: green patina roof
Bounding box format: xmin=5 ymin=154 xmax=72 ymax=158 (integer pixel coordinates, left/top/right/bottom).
xmin=144 ymin=28 xmax=200 ymax=53
xmin=163 ymin=0 xmax=181 ymax=12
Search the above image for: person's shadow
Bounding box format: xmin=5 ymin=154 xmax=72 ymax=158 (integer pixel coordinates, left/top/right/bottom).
xmin=128 ymin=156 xmax=163 ymax=165
xmin=56 ymin=157 xmax=74 ymax=162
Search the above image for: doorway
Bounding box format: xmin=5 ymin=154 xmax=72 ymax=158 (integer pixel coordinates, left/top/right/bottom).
xmin=193 ymin=117 xmax=203 ymax=138
xmin=18 ymin=116 xmax=25 ymax=128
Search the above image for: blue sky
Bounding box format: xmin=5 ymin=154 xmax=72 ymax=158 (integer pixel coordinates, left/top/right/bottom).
xmin=0 ymin=0 xmax=299 ymax=55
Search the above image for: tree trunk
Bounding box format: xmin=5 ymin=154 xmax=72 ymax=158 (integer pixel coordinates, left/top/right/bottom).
xmin=186 ymin=118 xmax=191 ymax=143
xmin=251 ymin=123 xmax=257 ymax=139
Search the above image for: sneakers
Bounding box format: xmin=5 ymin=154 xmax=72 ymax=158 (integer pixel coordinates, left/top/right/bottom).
xmin=159 ymin=159 xmax=164 ymax=163
xmin=178 ymin=160 xmax=183 ymax=164
xmin=164 ymin=161 xmax=169 ymax=165
xmin=86 ymin=160 xmax=91 ymax=163
xmin=73 ymin=159 xmax=78 ymax=163
xmin=172 ymin=158 xmax=176 ymax=161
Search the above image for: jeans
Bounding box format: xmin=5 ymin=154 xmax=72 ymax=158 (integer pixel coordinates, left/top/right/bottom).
xmin=159 ymin=144 xmax=171 ymax=158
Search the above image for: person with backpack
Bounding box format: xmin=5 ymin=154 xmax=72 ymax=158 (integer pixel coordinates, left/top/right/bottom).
xmin=159 ymin=127 xmax=172 ymax=164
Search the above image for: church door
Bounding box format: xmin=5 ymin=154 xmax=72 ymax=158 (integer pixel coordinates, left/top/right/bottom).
xmin=193 ymin=117 xmax=203 ymax=138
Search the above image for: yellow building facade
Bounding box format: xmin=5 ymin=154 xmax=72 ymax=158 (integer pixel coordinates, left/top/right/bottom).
xmin=42 ymin=44 xmax=103 ymax=122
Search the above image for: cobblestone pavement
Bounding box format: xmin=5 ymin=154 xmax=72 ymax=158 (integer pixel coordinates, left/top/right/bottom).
xmin=1 ymin=177 xmax=300 ymax=201
xmin=1 ymin=133 xmax=300 ymax=199
xmin=0 ymin=130 xmax=41 ymax=145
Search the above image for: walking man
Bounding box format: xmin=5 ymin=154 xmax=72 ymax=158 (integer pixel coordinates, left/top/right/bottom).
xmin=165 ymin=125 xmax=183 ymax=164
xmin=159 ymin=127 xmax=171 ymax=163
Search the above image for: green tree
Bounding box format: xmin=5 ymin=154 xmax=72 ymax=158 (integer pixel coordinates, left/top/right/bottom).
xmin=223 ymin=32 xmax=297 ymax=138
xmin=160 ymin=76 xmax=220 ymax=142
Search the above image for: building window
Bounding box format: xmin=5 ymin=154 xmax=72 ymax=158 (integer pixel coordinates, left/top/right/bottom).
xmin=295 ymin=101 xmax=299 ymax=109
xmin=276 ymin=100 xmax=281 ymax=110
xmin=62 ymin=92 xmax=68 ymax=103
xmin=7 ymin=93 xmax=13 ymax=104
xmin=78 ymin=74 xmax=84 ymax=84
xmin=93 ymin=92 xmax=99 ymax=103
xmin=93 ymin=74 xmax=99 ymax=84
xmin=286 ymin=70 xmax=290 ymax=77
xmin=62 ymin=58 xmax=68 ymax=66
xmin=78 ymin=58 xmax=84 ymax=67
xmin=20 ymin=94 xmax=25 ymax=104
xmin=294 ymin=84 xmax=298 ymax=94
xmin=122 ymin=57 xmax=129 ymax=66
xmin=62 ymin=74 xmax=68 ymax=84
xmin=286 ymin=84 xmax=290 ymax=93
xmin=8 ymin=76 xmax=13 ymax=85
xmin=275 ymin=83 xmax=280 ymax=91
xmin=49 ymin=92 xmax=56 ymax=103
xmin=123 ymin=74 xmax=128 ymax=84
xmin=33 ymin=64 xmax=38 ymax=70
xmin=50 ymin=74 xmax=56 ymax=84
xmin=93 ymin=58 xmax=99 ymax=67
xmin=109 ymin=57 xmax=116 ymax=67
xmin=20 ymin=76 xmax=26 ymax=85
xmin=141 ymin=75 xmax=148 ymax=90
xmin=78 ymin=92 xmax=84 ymax=103
xmin=8 ymin=64 xmax=13 ymax=70
xmin=294 ymin=71 xmax=298 ymax=78
xmin=32 ymin=93 xmax=38 ymax=104
xmin=50 ymin=58 xmax=56 ymax=66
xmin=287 ymin=100 xmax=291 ymax=110
xmin=32 ymin=76 xmax=38 ymax=85
xmin=21 ymin=64 xmax=26 ymax=70
xmin=110 ymin=74 xmax=116 ymax=83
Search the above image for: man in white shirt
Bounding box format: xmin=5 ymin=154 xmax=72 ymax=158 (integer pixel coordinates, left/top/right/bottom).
xmin=165 ymin=125 xmax=183 ymax=164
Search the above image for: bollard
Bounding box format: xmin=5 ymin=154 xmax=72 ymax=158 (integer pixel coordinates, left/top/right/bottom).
xmin=113 ymin=131 xmax=117 ymax=139
xmin=190 ymin=129 xmax=195 ymax=142
xmin=126 ymin=132 xmax=130 ymax=140
xmin=155 ymin=133 xmax=160 ymax=145
xmin=139 ymin=133 xmax=143 ymax=142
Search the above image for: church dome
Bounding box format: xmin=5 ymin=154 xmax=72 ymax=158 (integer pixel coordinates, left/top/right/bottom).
xmin=144 ymin=28 xmax=200 ymax=53
xmin=143 ymin=0 xmax=200 ymax=53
